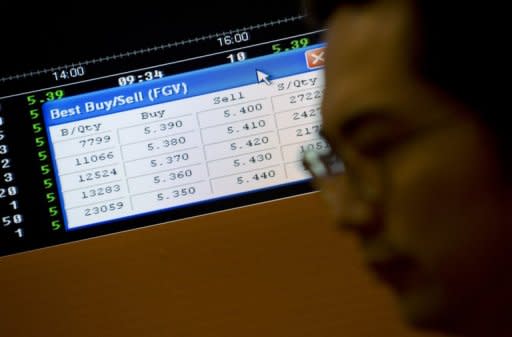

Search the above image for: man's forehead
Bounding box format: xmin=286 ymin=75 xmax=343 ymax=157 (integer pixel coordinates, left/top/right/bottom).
xmin=324 ymin=1 xmax=414 ymax=72
xmin=321 ymin=1 xmax=417 ymax=132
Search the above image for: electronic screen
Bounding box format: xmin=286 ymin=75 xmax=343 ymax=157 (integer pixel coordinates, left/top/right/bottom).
xmin=0 ymin=4 xmax=326 ymax=256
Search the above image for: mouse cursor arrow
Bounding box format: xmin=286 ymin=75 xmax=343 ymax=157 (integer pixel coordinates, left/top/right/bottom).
xmin=256 ymin=70 xmax=272 ymax=85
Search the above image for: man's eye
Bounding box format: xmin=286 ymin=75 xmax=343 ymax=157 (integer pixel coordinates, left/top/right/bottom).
xmin=355 ymin=136 xmax=404 ymax=157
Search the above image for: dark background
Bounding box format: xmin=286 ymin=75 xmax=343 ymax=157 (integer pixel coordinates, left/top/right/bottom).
xmin=0 ymin=2 xmax=306 ymax=78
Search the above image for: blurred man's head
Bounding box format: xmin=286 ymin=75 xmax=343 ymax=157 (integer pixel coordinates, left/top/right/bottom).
xmin=303 ymin=1 xmax=512 ymax=336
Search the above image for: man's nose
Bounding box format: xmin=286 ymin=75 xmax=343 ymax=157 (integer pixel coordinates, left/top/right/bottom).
xmin=317 ymin=174 xmax=383 ymax=238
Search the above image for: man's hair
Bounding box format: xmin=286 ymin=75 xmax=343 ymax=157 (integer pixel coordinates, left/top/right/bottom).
xmin=303 ymin=0 xmax=510 ymax=168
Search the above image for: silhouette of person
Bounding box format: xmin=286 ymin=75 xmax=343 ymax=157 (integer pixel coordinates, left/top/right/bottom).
xmin=302 ymin=1 xmax=512 ymax=336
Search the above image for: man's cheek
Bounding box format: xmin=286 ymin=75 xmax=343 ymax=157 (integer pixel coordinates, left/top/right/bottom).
xmin=385 ymin=157 xmax=449 ymax=251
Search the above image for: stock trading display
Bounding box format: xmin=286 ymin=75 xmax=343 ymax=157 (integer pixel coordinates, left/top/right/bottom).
xmin=0 ymin=5 xmax=326 ymax=256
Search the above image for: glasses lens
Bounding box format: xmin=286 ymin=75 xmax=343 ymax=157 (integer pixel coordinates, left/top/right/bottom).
xmin=302 ymin=147 xmax=344 ymax=179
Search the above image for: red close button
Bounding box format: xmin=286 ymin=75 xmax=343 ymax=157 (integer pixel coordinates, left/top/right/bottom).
xmin=305 ymin=47 xmax=326 ymax=69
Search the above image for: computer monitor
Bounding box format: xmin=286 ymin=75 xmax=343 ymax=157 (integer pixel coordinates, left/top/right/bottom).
xmin=0 ymin=3 xmax=326 ymax=256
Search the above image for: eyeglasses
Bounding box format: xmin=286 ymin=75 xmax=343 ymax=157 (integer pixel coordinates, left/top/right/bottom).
xmin=301 ymin=143 xmax=353 ymax=212
xmin=301 ymin=139 xmax=381 ymax=202
xmin=301 ymin=144 xmax=344 ymax=179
